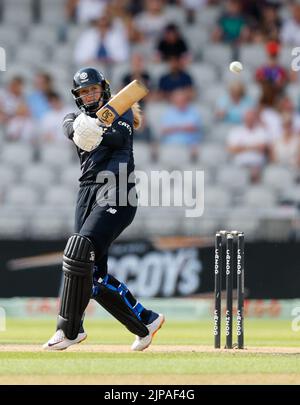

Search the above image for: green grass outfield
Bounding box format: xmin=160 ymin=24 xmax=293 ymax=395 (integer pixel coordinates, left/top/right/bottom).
xmin=0 ymin=319 xmax=300 ymax=384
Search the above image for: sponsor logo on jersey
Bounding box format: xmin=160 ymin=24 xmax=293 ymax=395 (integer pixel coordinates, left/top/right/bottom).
xmin=118 ymin=121 xmax=132 ymax=135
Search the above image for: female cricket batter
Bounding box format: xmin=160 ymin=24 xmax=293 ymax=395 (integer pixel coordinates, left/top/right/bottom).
xmin=43 ymin=67 xmax=164 ymax=351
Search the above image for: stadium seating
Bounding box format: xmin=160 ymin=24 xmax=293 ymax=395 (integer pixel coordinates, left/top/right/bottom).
xmin=21 ymin=164 xmax=58 ymax=192
xmin=262 ymin=165 xmax=294 ymax=193
xmin=216 ymin=165 xmax=250 ymax=190
xmin=2 ymin=0 xmax=33 ymax=25
xmin=222 ymin=210 xmax=261 ymax=239
xmin=0 ymin=207 xmax=28 ymax=238
xmin=242 ymin=186 xmax=277 ymax=209
xmin=0 ymin=0 xmax=298 ymax=240
xmin=1 ymin=144 xmax=35 ymax=169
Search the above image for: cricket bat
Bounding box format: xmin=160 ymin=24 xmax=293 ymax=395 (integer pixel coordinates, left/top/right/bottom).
xmin=96 ymin=80 xmax=149 ymax=125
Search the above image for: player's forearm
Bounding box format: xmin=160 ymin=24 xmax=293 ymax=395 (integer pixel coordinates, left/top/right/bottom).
xmin=101 ymin=118 xmax=133 ymax=149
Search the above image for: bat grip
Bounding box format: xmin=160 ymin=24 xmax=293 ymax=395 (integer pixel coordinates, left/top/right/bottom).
xmin=96 ymin=119 xmax=110 ymax=128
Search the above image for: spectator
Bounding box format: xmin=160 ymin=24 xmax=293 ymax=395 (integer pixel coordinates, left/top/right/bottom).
xmin=6 ymin=103 xmax=36 ymax=143
xmin=74 ymin=14 xmax=130 ymax=65
xmin=212 ymin=0 xmax=251 ymax=44
xmin=259 ymin=99 xmax=282 ymax=142
xmin=126 ymin=0 xmax=144 ymax=16
xmin=260 ymin=95 xmax=300 ymax=142
xmin=281 ymin=2 xmax=300 ymax=46
xmin=180 ymin=0 xmax=208 ymax=24
xmin=160 ymin=88 xmax=203 ymax=159
xmin=122 ymin=53 xmax=155 ymax=147
xmin=26 ymin=72 xmax=53 ymax=120
xmin=255 ymin=41 xmax=288 ymax=107
xmin=66 ymin=0 xmax=108 ymax=24
xmin=227 ymin=108 xmax=269 ymax=182
xmin=240 ymin=0 xmax=261 ymax=24
xmin=155 ymin=23 xmax=190 ymax=62
xmin=277 ymin=96 xmax=300 ymax=135
xmin=134 ymin=118 xmax=155 ymax=145
xmin=131 ymin=0 xmax=170 ymax=45
xmin=122 ymin=52 xmax=153 ymax=96
xmin=215 ymin=81 xmax=254 ymax=124
xmin=252 ymin=2 xmax=281 ymax=42
xmin=271 ymin=112 xmax=300 ymax=169
xmin=158 ymin=56 xmax=194 ymax=100
xmin=0 ymin=76 xmax=24 ymax=123
xmin=40 ymin=92 xmax=71 ymax=144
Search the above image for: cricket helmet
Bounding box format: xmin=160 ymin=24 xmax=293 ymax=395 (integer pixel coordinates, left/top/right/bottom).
xmin=71 ymin=67 xmax=111 ymax=116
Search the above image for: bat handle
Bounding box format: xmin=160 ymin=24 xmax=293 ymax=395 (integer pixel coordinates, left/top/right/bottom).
xmin=96 ymin=118 xmax=111 ymax=128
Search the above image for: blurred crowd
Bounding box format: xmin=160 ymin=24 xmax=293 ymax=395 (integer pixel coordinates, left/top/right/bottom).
xmin=1 ymin=0 xmax=300 ymax=185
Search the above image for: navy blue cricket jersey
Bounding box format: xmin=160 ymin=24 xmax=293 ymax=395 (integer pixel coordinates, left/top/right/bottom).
xmin=63 ymin=109 xmax=135 ymax=183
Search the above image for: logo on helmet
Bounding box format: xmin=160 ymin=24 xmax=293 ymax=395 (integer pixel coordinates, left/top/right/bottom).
xmin=80 ymin=72 xmax=88 ymax=81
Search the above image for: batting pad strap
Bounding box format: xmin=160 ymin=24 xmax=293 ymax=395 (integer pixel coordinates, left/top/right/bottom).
xmin=133 ymin=302 xmax=144 ymax=319
xmin=102 ymin=275 xmax=143 ymax=321
xmin=63 ymin=257 xmax=92 ymax=276
xmin=93 ymin=275 xmax=149 ymax=337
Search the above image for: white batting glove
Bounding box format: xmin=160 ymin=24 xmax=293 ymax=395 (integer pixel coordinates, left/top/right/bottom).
xmin=73 ymin=113 xmax=105 ymax=152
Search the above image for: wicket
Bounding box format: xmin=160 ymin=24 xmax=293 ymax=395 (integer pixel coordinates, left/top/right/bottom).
xmin=214 ymin=230 xmax=245 ymax=349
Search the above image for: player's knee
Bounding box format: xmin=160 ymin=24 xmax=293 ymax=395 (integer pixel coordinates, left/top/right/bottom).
xmin=63 ymin=234 xmax=95 ymax=276
xmin=78 ymin=231 xmax=109 ymax=263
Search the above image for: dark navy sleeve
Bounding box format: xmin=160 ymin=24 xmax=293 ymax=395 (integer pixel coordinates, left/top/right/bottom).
xmin=101 ymin=109 xmax=134 ymax=149
xmin=63 ymin=112 xmax=79 ymax=140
